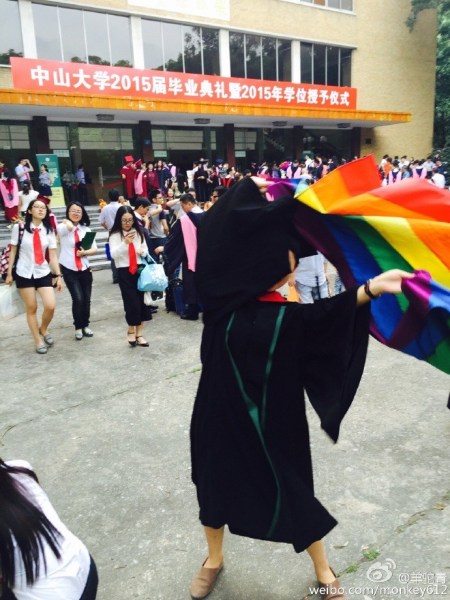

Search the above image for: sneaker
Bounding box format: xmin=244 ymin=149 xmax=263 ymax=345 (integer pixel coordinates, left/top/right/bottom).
xmin=82 ymin=327 xmax=94 ymax=337
xmin=75 ymin=330 xmax=83 ymax=340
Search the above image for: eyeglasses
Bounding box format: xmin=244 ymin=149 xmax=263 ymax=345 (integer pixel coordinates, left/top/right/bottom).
xmin=121 ymin=219 xmax=133 ymax=224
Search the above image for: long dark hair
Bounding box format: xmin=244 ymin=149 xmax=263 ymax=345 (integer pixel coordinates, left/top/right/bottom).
xmin=0 ymin=459 xmax=61 ymax=588
xmin=110 ymin=206 xmax=144 ymax=242
xmin=24 ymin=199 xmax=52 ymax=234
xmin=66 ymin=201 xmax=90 ymax=226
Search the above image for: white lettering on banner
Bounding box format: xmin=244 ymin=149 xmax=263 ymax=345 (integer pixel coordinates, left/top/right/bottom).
xmin=307 ymin=89 xmax=319 ymax=104
xmin=284 ymin=87 xmax=296 ymax=103
xmin=53 ymin=68 xmax=70 ymax=87
xmin=296 ymin=88 xmax=307 ymax=103
xmin=228 ymin=83 xmax=242 ymax=100
xmin=214 ymin=81 xmax=228 ymax=98
xmin=31 ymin=65 xmax=50 ymax=86
xmin=93 ymin=71 xmax=111 ymax=91
xmin=340 ymin=91 xmax=350 ymax=105
xmin=152 ymin=77 xmax=166 ymax=94
xmin=73 ymin=69 xmax=91 ymax=89
xmin=184 ymin=79 xmax=199 ymax=96
xmin=319 ymin=90 xmax=329 ymax=104
xmin=330 ymin=91 xmax=340 ymax=105
xmin=200 ymin=80 xmax=214 ymax=98
xmin=168 ymin=77 xmax=183 ymax=95
xmin=21 ymin=62 xmax=355 ymax=109
xmin=271 ymin=86 xmax=283 ymax=101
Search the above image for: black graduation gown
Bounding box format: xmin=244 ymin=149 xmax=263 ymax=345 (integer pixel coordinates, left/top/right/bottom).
xmin=190 ymin=291 xmax=370 ymax=552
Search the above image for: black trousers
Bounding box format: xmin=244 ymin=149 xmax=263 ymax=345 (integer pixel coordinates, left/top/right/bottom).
xmin=79 ymin=555 xmax=98 ymax=600
xmin=61 ymin=266 xmax=93 ymax=330
xmin=117 ymin=267 xmax=152 ymax=326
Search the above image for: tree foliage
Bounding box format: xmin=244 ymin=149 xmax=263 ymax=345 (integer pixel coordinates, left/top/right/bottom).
xmin=406 ymin=0 xmax=439 ymax=30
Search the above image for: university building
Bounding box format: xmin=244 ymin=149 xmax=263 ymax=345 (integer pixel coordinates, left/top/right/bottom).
xmin=0 ymin=0 xmax=437 ymax=200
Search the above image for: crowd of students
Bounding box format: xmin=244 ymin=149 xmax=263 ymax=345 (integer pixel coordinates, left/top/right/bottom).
xmin=0 ymin=149 xmax=442 ymax=600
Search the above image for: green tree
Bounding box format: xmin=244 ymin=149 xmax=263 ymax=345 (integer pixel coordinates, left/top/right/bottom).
xmin=0 ymin=49 xmax=23 ymax=66
xmin=406 ymin=0 xmax=439 ymax=30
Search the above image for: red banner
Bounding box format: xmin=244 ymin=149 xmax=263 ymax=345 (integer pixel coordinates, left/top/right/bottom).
xmin=11 ymin=57 xmax=357 ymax=110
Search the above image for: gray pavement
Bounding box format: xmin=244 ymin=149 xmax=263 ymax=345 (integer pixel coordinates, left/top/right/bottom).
xmin=1 ymin=269 xmax=449 ymax=600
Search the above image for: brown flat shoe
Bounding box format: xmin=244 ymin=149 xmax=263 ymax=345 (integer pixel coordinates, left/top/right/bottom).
xmin=317 ymin=575 xmax=345 ymax=600
xmin=190 ymin=558 xmax=224 ymax=599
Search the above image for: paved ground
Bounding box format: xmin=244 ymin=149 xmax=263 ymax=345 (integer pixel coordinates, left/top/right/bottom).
xmin=1 ymin=269 xmax=449 ymax=600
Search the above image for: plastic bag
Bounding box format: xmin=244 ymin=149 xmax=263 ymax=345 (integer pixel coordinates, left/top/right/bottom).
xmin=143 ymin=291 xmax=153 ymax=306
xmin=0 ymin=284 xmax=24 ymax=320
xmin=137 ymin=255 xmax=168 ymax=293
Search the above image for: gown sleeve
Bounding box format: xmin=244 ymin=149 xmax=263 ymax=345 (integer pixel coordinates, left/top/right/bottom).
xmin=299 ymin=288 xmax=371 ymax=442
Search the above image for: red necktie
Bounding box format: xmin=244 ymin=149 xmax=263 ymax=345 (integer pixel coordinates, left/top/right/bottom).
xmin=128 ymin=241 xmax=138 ymax=274
xmin=33 ymin=228 xmax=44 ymax=265
xmin=74 ymin=228 xmax=83 ymax=271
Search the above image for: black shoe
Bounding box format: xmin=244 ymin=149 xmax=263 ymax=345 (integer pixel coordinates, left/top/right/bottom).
xmin=148 ymin=304 xmax=158 ymax=310
xmin=180 ymin=314 xmax=199 ymax=321
xmin=150 ymin=308 xmax=158 ymax=314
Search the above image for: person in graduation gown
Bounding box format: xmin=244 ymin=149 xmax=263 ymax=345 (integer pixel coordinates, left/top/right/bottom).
xmin=188 ymin=177 xmax=413 ymax=600
xmin=163 ymin=193 xmax=204 ymax=321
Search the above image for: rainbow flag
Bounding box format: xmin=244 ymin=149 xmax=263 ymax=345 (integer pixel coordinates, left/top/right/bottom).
xmin=282 ymin=156 xmax=450 ymax=375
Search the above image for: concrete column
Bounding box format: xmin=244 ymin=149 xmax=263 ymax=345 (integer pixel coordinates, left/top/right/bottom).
xmin=350 ymin=127 xmax=361 ymax=159
xmin=291 ymin=40 xmax=300 ymax=84
xmin=18 ymin=0 xmax=37 ymax=58
xmin=138 ymin=121 xmax=153 ymax=162
xmin=293 ymin=125 xmax=304 ymax=159
xmin=223 ymin=124 xmax=235 ymax=166
xmin=130 ymin=16 xmax=145 ymax=69
xmin=30 ymin=116 xmax=50 ymax=156
xmin=219 ymin=29 xmax=230 ymax=77
xmin=69 ymin=124 xmax=82 ymax=172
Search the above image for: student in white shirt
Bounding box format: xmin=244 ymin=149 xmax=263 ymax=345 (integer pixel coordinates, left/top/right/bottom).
xmin=15 ymin=158 xmax=34 ymax=188
xmin=0 ymin=458 xmax=98 ymax=600
xmin=57 ymin=202 xmax=97 ymax=341
xmin=109 ymin=206 xmax=152 ymax=347
xmin=292 ymin=253 xmax=329 ymax=304
xmin=5 ymin=199 xmax=63 ymax=354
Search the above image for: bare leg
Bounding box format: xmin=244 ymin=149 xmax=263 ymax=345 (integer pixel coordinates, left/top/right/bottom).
xmin=136 ymin=323 xmax=148 ymax=345
xmin=203 ymin=526 xmax=225 ymax=568
xmin=19 ymin=288 xmax=41 ymax=346
xmin=127 ymin=325 xmax=136 ymax=343
xmin=307 ymin=540 xmax=335 ymax=584
xmin=37 ymin=287 xmax=56 ymax=335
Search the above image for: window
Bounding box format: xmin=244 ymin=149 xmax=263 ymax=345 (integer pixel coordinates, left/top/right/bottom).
xmin=300 ymin=43 xmax=352 ymax=86
xmin=32 ymin=4 xmax=132 ymax=66
xmin=142 ymin=20 xmax=219 ymax=75
xmin=142 ymin=20 xmax=164 ymax=70
xmin=60 ymin=8 xmax=85 ymax=63
xmin=33 ymin=4 xmax=61 ymax=61
xmin=298 ymin=0 xmax=353 ymax=9
xmin=0 ymin=0 xmax=23 ymax=65
xmin=230 ymin=33 xmax=292 ymax=81
xmin=0 ymin=124 xmax=30 ymax=149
